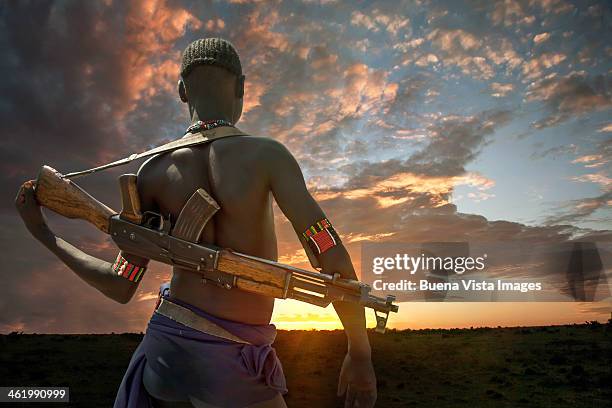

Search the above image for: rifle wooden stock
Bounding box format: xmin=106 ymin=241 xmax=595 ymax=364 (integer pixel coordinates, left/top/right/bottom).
xmin=35 ymin=166 xmax=116 ymax=233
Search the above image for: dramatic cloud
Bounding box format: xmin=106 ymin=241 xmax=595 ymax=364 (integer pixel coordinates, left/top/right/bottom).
xmin=0 ymin=0 xmax=202 ymax=211
xmin=525 ymin=72 xmax=611 ymax=128
xmin=544 ymin=191 xmax=612 ymax=225
xmin=1 ymin=0 xmax=610 ymax=332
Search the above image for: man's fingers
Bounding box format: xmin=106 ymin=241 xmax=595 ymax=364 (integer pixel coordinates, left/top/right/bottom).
xmin=24 ymin=180 xmax=35 ymax=193
xmin=344 ymin=385 xmax=357 ymax=408
xmin=15 ymin=180 xmax=39 ymax=209
xmin=23 ymin=181 xmax=37 ymax=202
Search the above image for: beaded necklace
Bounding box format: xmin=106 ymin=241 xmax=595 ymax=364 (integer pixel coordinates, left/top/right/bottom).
xmin=185 ymin=119 xmax=234 ymax=134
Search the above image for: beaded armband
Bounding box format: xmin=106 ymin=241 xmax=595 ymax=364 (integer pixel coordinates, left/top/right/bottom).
xmin=113 ymin=253 xmax=146 ymax=283
xmin=302 ymin=218 xmax=341 ymax=255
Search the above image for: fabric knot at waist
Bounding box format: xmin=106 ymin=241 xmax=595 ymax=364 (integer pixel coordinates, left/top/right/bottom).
xmin=147 ymin=294 xmax=287 ymax=396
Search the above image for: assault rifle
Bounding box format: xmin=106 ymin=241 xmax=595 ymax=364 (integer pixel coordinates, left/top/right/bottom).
xmin=33 ymin=165 xmax=399 ymax=332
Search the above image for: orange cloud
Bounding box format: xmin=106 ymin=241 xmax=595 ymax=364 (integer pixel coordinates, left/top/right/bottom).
xmin=571 ymin=173 xmax=612 ymax=189
xmin=333 ymin=63 xmax=396 ymax=117
xmin=522 ymin=53 xmax=567 ymax=81
xmin=415 ymin=53 xmax=439 ymax=67
xmin=490 ymin=0 xmax=529 ymax=27
xmin=426 ymin=28 xmax=501 ymax=79
xmin=571 ymin=155 xmax=606 ymax=167
xmin=490 ymin=82 xmax=514 ymax=97
xmin=598 ymin=124 xmax=612 ymax=132
xmin=350 ymin=10 xmax=409 ymax=37
xmin=533 ymin=32 xmax=551 ymax=44
xmin=428 ymin=28 xmax=480 ymax=51
xmin=120 ymin=0 xmax=202 ymax=117
xmin=313 ymin=171 xmax=495 ymax=209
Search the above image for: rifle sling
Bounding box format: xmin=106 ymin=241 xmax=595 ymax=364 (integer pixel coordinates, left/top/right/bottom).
xmin=64 ymin=126 xmax=248 ymax=179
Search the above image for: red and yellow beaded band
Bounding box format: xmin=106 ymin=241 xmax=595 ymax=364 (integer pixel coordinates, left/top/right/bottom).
xmin=302 ymin=218 xmax=341 ymax=255
xmin=112 ymin=253 xmax=146 ymax=283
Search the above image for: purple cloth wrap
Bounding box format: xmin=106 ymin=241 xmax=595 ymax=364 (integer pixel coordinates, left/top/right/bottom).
xmin=114 ymin=288 xmax=287 ymax=408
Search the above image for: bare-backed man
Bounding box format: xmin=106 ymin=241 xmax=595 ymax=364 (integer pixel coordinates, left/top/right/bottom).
xmin=16 ymin=38 xmax=376 ymax=408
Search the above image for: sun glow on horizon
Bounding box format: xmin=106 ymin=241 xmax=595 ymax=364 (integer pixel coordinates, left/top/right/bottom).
xmin=271 ymin=299 xmax=611 ymax=331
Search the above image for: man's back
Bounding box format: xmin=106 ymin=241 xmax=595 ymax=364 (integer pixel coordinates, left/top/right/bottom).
xmin=139 ymin=135 xmax=280 ymax=325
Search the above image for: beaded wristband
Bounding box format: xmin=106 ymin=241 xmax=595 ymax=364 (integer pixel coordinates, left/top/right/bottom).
xmin=302 ymin=218 xmax=341 ymax=255
xmin=112 ymin=253 xmax=146 ymax=283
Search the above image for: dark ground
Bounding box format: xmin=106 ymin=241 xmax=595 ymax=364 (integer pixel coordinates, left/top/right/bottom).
xmin=1 ymin=323 xmax=610 ymax=408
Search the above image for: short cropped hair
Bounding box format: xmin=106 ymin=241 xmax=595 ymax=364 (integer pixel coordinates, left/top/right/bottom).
xmin=180 ymin=38 xmax=242 ymax=78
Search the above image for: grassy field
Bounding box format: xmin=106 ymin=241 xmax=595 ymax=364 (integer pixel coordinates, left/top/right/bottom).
xmin=1 ymin=323 xmax=610 ymax=407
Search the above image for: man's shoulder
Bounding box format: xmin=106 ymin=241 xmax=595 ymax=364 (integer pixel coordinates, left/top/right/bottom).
xmin=134 ymin=135 xmax=293 ymax=181
xmin=223 ymin=133 xmax=282 ymax=146
xmin=135 ymin=154 xmax=163 ymax=192
xmin=247 ymin=136 xmax=292 ymax=158
xmin=219 ymin=134 xmax=292 ymax=159
xmin=137 ymin=155 xmax=158 ymax=175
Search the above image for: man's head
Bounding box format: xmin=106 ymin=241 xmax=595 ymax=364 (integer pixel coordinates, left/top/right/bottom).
xmin=178 ymin=38 xmax=245 ymax=124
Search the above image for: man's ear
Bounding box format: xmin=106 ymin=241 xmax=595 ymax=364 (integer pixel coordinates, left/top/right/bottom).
xmin=236 ymin=75 xmax=245 ymax=98
xmin=178 ymin=79 xmax=188 ymax=103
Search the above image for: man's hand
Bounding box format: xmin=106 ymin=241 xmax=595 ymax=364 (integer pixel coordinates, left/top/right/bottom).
xmin=15 ymin=179 xmax=143 ymax=303
xmin=337 ymin=352 xmax=377 ymax=408
xmin=15 ymin=180 xmax=51 ymax=240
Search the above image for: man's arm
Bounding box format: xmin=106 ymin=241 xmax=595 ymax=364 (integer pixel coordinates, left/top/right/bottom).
xmin=15 ymin=169 xmax=153 ymax=304
xmin=265 ymin=140 xmax=376 ymax=408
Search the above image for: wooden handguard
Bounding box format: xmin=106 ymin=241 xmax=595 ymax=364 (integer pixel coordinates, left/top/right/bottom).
xmin=118 ymin=174 xmax=143 ymax=224
xmin=219 ymin=250 xmax=287 ymax=293
xmin=35 ymin=166 xmax=116 ymax=233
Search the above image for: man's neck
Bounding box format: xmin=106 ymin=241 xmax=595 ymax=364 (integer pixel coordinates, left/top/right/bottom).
xmin=190 ymin=102 xmax=232 ymax=124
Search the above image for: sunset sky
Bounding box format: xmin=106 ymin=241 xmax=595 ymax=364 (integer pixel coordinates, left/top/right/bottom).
xmin=0 ymin=0 xmax=610 ymax=333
